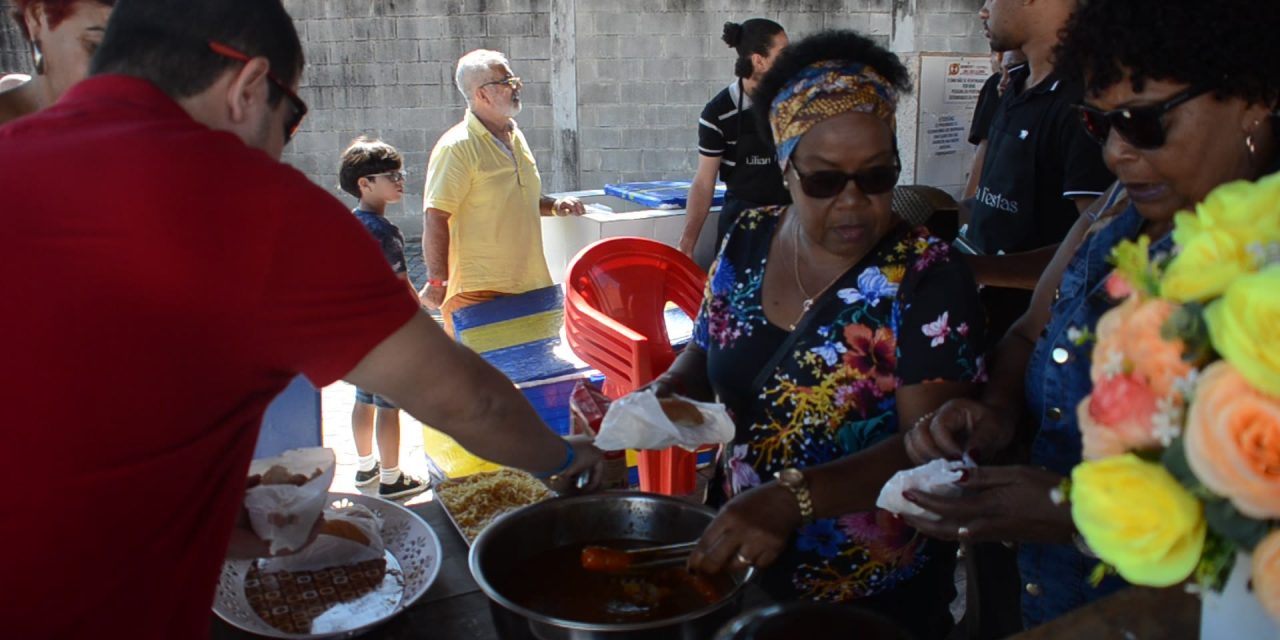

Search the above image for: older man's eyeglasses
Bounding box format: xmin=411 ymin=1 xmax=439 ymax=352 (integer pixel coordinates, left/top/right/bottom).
xmin=1076 ymin=86 xmax=1209 ymax=150
xmin=365 ymin=170 xmax=407 ymax=183
xmin=481 ymin=76 xmax=523 ymax=91
xmin=788 ymin=158 xmax=900 ymax=199
xmin=207 ymin=41 xmax=309 ymax=144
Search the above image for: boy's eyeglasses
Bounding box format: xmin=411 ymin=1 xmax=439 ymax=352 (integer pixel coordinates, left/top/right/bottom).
xmin=207 ymin=40 xmax=309 ymax=145
xmin=365 ymin=170 xmax=407 ymax=183
xmin=788 ymin=158 xmax=900 ymax=199
xmin=480 ymin=76 xmax=523 ymax=91
xmin=1076 ymin=86 xmax=1208 ymax=150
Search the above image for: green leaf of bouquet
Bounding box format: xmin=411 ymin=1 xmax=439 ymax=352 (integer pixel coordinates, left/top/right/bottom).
xmin=1133 ymin=448 xmax=1165 ymax=464
xmin=1160 ymin=302 xmax=1215 ymax=366
xmin=1163 ymin=439 xmax=1275 ymax=550
xmin=1203 ymin=498 xmax=1272 ymax=551
xmin=1195 ymin=530 xmax=1237 ymax=592
xmin=1088 ymin=562 xmax=1117 ymax=588
xmin=1162 ymin=438 xmax=1207 ymax=495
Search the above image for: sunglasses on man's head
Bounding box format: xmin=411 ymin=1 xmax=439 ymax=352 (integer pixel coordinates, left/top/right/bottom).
xmin=1076 ymin=86 xmax=1209 ymax=150
xmin=788 ymin=157 xmax=900 ymax=199
xmin=207 ymin=41 xmax=308 ymax=144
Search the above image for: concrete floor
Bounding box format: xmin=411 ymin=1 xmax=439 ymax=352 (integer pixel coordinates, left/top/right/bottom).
xmin=320 ymin=379 xmax=435 ymax=508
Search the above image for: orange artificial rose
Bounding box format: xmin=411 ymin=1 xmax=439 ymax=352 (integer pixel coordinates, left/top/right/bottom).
xmin=1091 ymin=296 xmax=1192 ymax=400
xmin=1184 ymin=361 xmax=1280 ymax=519
xmin=1253 ymin=530 xmax=1280 ymax=623
xmin=1077 ymin=374 xmax=1161 ymax=459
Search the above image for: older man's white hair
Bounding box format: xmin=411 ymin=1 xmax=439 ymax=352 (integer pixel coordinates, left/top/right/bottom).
xmin=455 ymin=49 xmax=510 ymax=105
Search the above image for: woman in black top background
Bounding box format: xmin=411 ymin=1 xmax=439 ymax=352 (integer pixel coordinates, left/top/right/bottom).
xmin=678 ymin=18 xmax=790 ymax=260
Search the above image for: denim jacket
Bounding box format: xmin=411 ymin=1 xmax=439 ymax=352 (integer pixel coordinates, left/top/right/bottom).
xmin=1019 ymin=202 xmax=1172 ymax=627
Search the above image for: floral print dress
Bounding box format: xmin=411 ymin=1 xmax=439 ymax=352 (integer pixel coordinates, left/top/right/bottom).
xmin=693 ymin=206 xmax=986 ymax=602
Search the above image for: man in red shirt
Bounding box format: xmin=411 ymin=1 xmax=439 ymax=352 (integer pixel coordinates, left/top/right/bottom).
xmin=0 ymin=1 xmax=600 ymax=637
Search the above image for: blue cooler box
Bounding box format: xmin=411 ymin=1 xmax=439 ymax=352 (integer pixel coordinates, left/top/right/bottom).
xmin=604 ymin=180 xmax=727 ymax=209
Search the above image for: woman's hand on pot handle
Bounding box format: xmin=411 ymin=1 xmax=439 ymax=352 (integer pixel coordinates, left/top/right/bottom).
xmin=900 ymin=466 xmax=1073 ymax=545
xmin=688 ymin=483 xmax=800 ymax=575
xmin=904 ymin=398 xmax=1014 ymax=465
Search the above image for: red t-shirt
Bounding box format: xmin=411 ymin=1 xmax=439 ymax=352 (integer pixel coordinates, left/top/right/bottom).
xmin=0 ymin=76 xmax=419 ymax=638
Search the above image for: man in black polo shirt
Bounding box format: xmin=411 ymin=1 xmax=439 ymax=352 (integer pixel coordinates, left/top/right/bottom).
xmin=964 ymin=0 xmax=1113 ymax=333
xmin=963 ymin=49 xmax=1026 ymax=202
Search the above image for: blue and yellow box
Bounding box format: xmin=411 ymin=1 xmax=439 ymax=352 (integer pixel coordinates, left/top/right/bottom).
xmin=424 ymin=286 xmax=593 ymax=477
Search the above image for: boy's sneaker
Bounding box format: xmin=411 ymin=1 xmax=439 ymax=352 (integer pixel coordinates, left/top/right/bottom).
xmin=354 ymin=462 xmax=381 ymax=487
xmin=379 ymin=473 xmax=430 ymax=500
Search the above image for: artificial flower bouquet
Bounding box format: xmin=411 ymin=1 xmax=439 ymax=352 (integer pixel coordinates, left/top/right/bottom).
xmin=1067 ymin=173 xmax=1280 ymax=622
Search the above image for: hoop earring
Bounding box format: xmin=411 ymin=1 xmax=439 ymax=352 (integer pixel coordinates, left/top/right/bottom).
xmin=1246 ymin=118 xmax=1262 ymax=161
xmin=32 ymin=40 xmax=45 ymax=75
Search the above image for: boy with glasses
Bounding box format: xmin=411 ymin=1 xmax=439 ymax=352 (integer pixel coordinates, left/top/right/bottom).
xmin=337 ymin=136 xmax=428 ymax=500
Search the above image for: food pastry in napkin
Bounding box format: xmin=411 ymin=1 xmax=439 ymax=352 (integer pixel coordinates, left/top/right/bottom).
xmin=244 ymin=447 xmax=336 ymax=554
xmin=876 ymin=457 xmax=975 ymax=521
xmin=594 ymin=389 xmax=734 ymax=452
xmin=258 ymin=503 xmax=385 ymax=573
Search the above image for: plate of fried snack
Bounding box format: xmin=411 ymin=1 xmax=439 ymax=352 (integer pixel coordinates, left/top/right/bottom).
xmin=215 ymin=479 xmax=441 ymax=637
xmin=434 ymin=468 xmax=553 ymax=545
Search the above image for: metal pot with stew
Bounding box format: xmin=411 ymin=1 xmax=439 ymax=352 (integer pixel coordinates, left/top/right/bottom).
xmin=469 ymin=493 xmax=756 ymax=640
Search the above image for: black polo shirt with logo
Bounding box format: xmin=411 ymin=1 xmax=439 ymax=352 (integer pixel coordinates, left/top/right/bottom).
xmin=968 ymin=66 xmax=1114 ymax=254
xmin=697 ymin=81 xmax=789 ymax=206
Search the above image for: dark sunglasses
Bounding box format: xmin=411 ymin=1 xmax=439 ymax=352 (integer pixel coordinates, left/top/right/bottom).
xmin=788 ymin=157 xmax=900 ymax=199
xmin=208 ymin=41 xmax=308 ymax=144
xmin=1076 ymin=86 xmax=1208 ymax=150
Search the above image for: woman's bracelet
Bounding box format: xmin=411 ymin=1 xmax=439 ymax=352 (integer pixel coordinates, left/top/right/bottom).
xmin=534 ymin=439 xmax=576 ymax=480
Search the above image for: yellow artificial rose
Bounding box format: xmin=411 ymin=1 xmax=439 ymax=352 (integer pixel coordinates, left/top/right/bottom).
xmin=1184 ymin=361 xmax=1280 ymax=519
xmin=1161 ymin=174 xmax=1280 ymax=303
xmin=1071 ymin=455 xmax=1206 ymax=586
xmin=1205 ymin=266 xmax=1280 ymax=397
xmin=1253 ymin=530 xmax=1280 ymax=623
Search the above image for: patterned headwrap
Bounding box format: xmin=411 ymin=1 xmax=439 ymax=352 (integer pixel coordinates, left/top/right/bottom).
xmin=769 ymin=60 xmax=900 ymax=167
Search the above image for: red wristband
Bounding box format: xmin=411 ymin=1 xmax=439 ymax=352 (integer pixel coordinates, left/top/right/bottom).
xmin=427 ymin=278 xmax=448 ymax=287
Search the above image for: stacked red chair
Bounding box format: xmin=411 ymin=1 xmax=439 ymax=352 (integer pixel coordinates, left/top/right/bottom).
xmin=563 ymin=237 xmax=708 ymax=495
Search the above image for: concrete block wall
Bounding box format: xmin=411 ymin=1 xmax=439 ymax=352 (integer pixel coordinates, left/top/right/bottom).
xmin=1 ymin=13 xmax=30 ymax=74
xmin=0 ymin=0 xmax=987 ymax=231
xmin=275 ymin=0 xmax=986 ymax=230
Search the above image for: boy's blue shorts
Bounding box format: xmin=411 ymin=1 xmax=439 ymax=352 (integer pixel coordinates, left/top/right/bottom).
xmin=354 ymin=387 xmax=397 ymax=410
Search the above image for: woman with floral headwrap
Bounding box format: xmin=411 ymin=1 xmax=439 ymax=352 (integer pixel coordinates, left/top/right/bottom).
xmin=653 ymin=31 xmax=985 ymax=637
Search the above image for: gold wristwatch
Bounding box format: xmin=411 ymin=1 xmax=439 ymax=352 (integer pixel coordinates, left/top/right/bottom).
xmin=775 ymin=468 xmax=814 ymax=526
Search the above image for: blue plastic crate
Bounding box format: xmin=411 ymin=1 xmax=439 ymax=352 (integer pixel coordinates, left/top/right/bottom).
xmin=604 ymin=181 xmax=727 ymax=209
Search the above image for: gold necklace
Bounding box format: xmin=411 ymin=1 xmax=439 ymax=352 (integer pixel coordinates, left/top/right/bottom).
xmin=789 ymin=215 xmax=854 ymax=331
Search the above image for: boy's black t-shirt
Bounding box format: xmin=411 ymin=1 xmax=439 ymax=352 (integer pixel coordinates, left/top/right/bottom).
xmin=353 ymin=209 xmax=408 ymax=275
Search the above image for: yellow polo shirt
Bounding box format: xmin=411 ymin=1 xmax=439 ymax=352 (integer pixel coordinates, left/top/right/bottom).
xmin=424 ymin=110 xmax=552 ymax=303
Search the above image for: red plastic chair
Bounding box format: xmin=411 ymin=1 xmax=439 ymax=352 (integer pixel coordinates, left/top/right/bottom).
xmin=563 ymin=237 xmax=707 ymax=495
